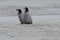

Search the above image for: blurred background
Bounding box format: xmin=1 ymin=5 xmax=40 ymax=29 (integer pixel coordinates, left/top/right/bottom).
xmin=0 ymin=0 xmax=60 ymax=16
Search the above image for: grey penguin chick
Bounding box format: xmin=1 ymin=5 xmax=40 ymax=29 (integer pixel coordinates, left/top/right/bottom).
xmin=23 ymin=7 xmax=32 ymax=24
xmin=16 ymin=9 xmax=23 ymax=24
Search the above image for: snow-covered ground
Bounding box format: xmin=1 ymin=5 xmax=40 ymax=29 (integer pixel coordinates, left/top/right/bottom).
xmin=0 ymin=15 xmax=60 ymax=40
xmin=0 ymin=23 xmax=60 ymax=40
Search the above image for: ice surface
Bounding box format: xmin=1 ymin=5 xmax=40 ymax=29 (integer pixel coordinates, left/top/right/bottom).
xmin=0 ymin=15 xmax=60 ymax=40
xmin=0 ymin=15 xmax=60 ymax=24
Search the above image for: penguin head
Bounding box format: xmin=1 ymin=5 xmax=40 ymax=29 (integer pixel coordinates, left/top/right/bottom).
xmin=16 ymin=9 xmax=22 ymax=13
xmin=24 ymin=7 xmax=29 ymax=12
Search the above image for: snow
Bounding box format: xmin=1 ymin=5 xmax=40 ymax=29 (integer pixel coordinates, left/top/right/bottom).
xmin=0 ymin=15 xmax=60 ymax=40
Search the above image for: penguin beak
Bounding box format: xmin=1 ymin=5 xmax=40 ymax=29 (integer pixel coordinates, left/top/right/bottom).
xmin=16 ymin=9 xmax=18 ymax=11
xmin=24 ymin=7 xmax=25 ymax=9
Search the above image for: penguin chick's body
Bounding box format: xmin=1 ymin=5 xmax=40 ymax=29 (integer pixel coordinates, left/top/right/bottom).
xmin=16 ymin=9 xmax=23 ymax=24
xmin=23 ymin=7 xmax=32 ymax=24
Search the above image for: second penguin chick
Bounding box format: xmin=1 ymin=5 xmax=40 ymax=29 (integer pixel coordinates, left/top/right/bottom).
xmin=16 ymin=9 xmax=23 ymax=24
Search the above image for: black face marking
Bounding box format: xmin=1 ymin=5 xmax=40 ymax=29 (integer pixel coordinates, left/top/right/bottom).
xmin=16 ymin=9 xmax=22 ymax=13
xmin=24 ymin=7 xmax=29 ymax=12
